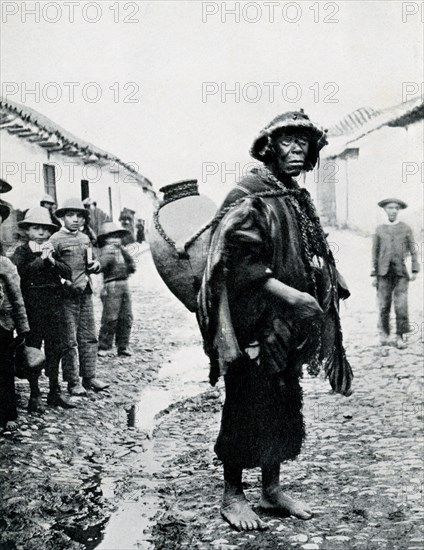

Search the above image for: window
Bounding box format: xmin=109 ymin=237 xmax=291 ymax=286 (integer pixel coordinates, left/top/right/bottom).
xmin=43 ymin=164 xmax=57 ymax=203
xmin=81 ymin=180 xmax=90 ymax=201
xmin=108 ymin=186 xmax=113 ymax=220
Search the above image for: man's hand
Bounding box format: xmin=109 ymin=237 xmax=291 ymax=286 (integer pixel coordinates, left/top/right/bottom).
xmin=410 ymin=273 xmax=417 ymax=282
xmin=292 ymin=292 xmax=323 ymax=320
xmin=87 ymin=260 xmax=101 ymax=274
xmin=263 ymin=278 xmax=323 ymax=320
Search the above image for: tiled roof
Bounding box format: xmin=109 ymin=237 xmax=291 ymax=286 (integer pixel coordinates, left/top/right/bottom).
xmin=0 ymin=97 xmax=155 ymax=194
xmin=328 ymin=107 xmax=382 ymax=137
xmin=324 ymin=96 xmax=423 ymax=158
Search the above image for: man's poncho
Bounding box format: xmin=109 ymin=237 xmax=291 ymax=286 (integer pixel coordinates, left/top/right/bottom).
xmin=197 ymin=168 xmax=353 ymax=396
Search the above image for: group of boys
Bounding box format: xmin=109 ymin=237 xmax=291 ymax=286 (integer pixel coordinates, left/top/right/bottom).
xmin=0 ymin=190 xmax=136 ymax=431
xmin=0 ymin=179 xmax=419 ymax=437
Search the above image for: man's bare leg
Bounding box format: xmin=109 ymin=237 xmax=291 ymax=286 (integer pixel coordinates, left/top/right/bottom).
xmin=221 ymin=464 xmax=268 ymax=531
xmin=259 ymin=463 xmax=313 ymax=520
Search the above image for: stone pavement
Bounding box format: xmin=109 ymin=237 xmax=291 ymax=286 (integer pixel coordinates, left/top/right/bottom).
xmin=1 ymin=230 xmax=422 ymax=550
xmin=145 ymin=230 xmax=423 ymax=550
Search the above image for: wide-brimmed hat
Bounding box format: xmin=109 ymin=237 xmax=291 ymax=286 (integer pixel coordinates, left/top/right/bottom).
xmin=97 ymin=222 xmax=130 ymax=246
xmin=0 ymin=199 xmax=12 ymax=221
xmin=378 ymin=198 xmax=408 ymax=209
xmin=55 ymin=198 xmax=88 ymax=218
xmin=250 ymin=110 xmax=328 ymax=171
xmin=18 ymin=207 xmax=58 ymax=230
xmin=40 ymin=193 xmax=56 ymax=205
xmin=0 ymin=179 xmax=12 ymax=194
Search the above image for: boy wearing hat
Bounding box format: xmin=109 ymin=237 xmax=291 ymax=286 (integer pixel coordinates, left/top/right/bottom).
xmin=118 ymin=209 xmax=135 ymax=246
xmin=48 ymin=198 xmax=109 ymax=395
xmin=372 ymin=198 xmax=419 ymax=349
xmin=0 ymin=197 xmax=30 ymax=430
xmin=97 ymin=222 xmax=136 ymax=357
xmin=40 ymin=194 xmax=61 ymax=232
xmin=12 ymin=207 xmax=75 ymax=410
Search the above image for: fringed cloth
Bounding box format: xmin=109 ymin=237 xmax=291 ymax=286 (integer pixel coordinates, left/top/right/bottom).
xmin=197 ymin=168 xmax=353 ymax=397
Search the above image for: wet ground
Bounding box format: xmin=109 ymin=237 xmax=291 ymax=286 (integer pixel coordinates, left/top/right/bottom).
xmin=1 ymin=230 xmax=423 ymax=550
xmin=0 ymin=246 xmax=200 ymax=550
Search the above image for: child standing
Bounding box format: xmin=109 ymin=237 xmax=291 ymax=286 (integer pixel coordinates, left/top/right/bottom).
xmin=97 ymin=222 xmax=136 ymax=357
xmin=12 ymin=207 xmax=75 ymax=410
xmin=0 ymin=200 xmax=30 ymax=430
xmin=49 ymin=198 xmax=109 ymax=395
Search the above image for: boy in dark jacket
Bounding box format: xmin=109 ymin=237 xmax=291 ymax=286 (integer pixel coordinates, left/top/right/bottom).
xmin=12 ymin=207 xmax=75 ymax=410
xmin=97 ymin=222 xmax=136 ymax=357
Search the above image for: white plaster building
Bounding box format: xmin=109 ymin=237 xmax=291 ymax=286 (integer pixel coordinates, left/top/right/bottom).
xmin=305 ymin=97 xmax=423 ymax=236
xmin=0 ymin=98 xmax=156 ymax=243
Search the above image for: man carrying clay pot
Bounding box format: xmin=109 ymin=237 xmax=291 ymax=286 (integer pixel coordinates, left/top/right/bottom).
xmin=197 ymin=110 xmax=353 ymax=531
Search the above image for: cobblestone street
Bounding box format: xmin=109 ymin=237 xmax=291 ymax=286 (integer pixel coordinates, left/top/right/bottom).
xmin=1 ymin=230 xmax=423 ymax=550
xmin=136 ymin=230 xmax=424 ymax=550
xmin=2 ymin=3 xmax=423 ymax=549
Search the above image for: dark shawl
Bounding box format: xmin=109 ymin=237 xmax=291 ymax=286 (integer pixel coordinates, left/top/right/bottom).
xmin=197 ymin=168 xmax=353 ymax=396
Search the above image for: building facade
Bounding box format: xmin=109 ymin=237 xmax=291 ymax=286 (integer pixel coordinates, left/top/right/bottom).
xmin=0 ymin=98 xmax=156 ymax=245
xmin=306 ymin=97 xmax=423 ymax=236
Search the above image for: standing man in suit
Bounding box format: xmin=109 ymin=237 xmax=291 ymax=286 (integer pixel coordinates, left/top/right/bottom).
xmin=371 ymin=198 xmax=420 ymax=350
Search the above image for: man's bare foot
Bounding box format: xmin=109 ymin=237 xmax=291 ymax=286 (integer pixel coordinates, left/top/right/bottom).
xmin=221 ymin=492 xmax=268 ymax=531
xmin=259 ymin=487 xmax=313 ymax=520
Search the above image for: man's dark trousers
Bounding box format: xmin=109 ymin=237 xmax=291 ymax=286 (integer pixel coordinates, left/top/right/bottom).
xmin=377 ymin=266 xmax=409 ymax=336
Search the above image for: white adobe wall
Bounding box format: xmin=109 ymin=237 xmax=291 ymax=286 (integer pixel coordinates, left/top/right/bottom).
xmin=0 ymin=130 xmax=48 ymax=208
xmin=306 ymin=120 xmax=423 ymax=235
xmin=347 ymin=122 xmax=423 ymax=234
xmin=1 ymin=130 xmax=154 ymax=224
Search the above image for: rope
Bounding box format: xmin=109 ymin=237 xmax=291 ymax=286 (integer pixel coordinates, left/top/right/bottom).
xmin=153 ymin=169 xmax=341 ymax=375
xmin=153 ymin=186 xmax=203 ymax=248
xmin=153 ymin=187 xmax=292 ymax=252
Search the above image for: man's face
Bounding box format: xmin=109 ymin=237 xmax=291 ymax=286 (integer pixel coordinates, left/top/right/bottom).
xmin=27 ymin=224 xmax=51 ymax=244
xmin=63 ymin=211 xmax=85 ymax=231
xmin=274 ymin=131 xmax=310 ymax=176
xmin=384 ymin=203 xmax=400 ymax=222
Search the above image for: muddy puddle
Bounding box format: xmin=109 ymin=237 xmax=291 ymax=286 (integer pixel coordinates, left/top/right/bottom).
xmin=92 ymin=344 xmax=209 ymax=550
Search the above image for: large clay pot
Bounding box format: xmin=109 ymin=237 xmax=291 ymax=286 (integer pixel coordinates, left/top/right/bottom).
xmin=149 ymin=180 xmax=217 ymax=312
